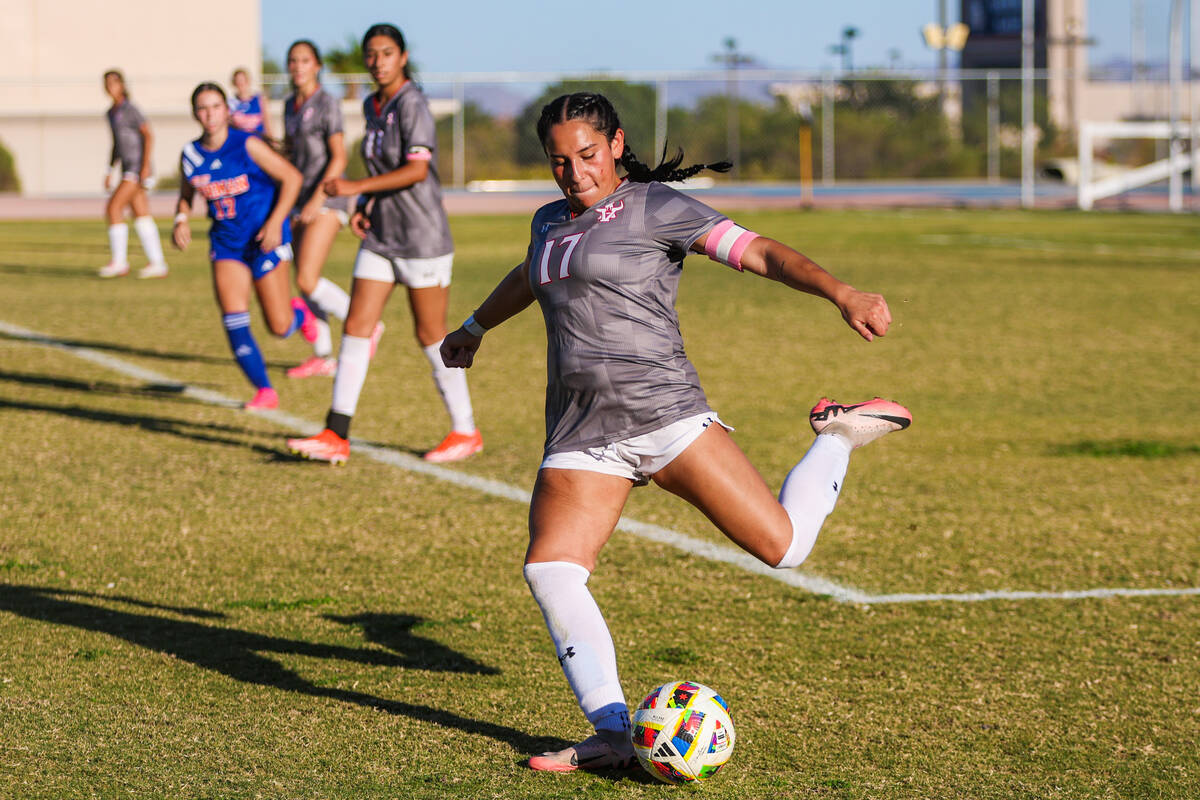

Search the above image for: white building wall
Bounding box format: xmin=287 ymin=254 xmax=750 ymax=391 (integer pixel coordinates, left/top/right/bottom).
xmin=0 ymin=0 xmax=260 ymax=195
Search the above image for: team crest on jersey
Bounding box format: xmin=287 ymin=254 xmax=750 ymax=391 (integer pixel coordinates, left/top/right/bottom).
xmin=212 ymin=159 xmax=222 ymax=169
xmin=596 ymin=199 xmax=624 ymax=223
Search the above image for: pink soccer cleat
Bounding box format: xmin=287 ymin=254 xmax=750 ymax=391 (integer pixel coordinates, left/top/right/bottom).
xmin=286 ymin=356 xmax=337 ymax=378
xmin=422 ymin=430 xmax=483 ymax=463
xmin=809 ymin=397 xmax=911 ymax=449
xmin=291 ymin=297 xmax=319 ymax=343
xmin=98 ymin=262 xmax=130 ymax=278
xmin=137 ymin=262 xmax=168 ymax=279
xmin=243 ymin=387 xmax=279 ymax=410
xmin=528 ymin=733 xmax=636 ymax=773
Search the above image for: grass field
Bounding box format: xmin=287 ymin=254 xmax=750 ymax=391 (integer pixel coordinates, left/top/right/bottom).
xmin=1 ymin=207 xmax=1198 ymax=799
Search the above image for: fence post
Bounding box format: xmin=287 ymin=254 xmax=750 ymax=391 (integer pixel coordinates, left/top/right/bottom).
xmin=1190 ymin=0 xmax=1198 ymax=194
xmin=987 ymin=71 xmax=1000 ymax=183
xmin=1077 ymin=123 xmax=1093 ymax=210
xmin=1168 ymin=0 xmax=1184 ymax=212
xmin=453 ymin=79 xmax=465 ymax=188
xmin=822 ymin=73 xmax=835 ymax=186
xmin=1021 ymin=0 xmax=1035 ymax=208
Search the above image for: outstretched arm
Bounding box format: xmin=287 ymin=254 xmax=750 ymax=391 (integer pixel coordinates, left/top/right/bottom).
xmin=695 ymin=233 xmax=892 ymax=342
xmin=440 ymin=262 xmax=536 ymax=368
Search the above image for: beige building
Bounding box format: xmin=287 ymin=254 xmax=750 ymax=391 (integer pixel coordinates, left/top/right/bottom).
xmin=1 ymin=0 xmax=260 ymax=195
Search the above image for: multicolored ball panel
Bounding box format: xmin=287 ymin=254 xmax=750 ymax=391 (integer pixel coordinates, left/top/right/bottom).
xmin=630 ymin=681 xmax=735 ymax=785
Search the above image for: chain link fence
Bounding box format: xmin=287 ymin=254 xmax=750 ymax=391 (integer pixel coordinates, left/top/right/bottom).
xmin=261 ymin=68 xmax=1189 ymax=190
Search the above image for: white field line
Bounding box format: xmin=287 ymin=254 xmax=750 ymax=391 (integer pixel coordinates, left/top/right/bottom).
xmin=4 ymin=318 xmax=1198 ymax=606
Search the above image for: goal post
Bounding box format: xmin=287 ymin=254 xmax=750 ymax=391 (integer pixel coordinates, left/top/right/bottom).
xmin=1078 ymin=120 xmax=1196 ymax=211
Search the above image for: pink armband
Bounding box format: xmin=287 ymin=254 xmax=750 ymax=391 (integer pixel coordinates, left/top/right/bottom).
xmin=406 ymin=145 xmax=433 ymax=162
xmin=704 ymin=220 xmax=759 ymax=271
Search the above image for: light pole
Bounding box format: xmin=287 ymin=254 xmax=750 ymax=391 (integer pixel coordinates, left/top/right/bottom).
xmin=711 ymin=38 xmax=752 ymax=179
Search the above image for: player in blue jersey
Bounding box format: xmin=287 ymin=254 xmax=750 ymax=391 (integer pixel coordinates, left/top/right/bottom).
xmin=99 ymin=70 xmax=169 ymax=279
xmin=172 ymin=82 xmax=318 ymax=410
xmin=281 ymin=40 xmax=355 ymax=380
xmin=286 ymin=23 xmax=479 ymax=465
xmin=442 ymin=92 xmax=911 ymax=772
xmin=229 ymin=68 xmax=275 ymax=141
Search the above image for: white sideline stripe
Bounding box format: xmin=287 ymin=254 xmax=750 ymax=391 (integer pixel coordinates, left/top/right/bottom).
xmin=4 ymin=318 xmax=1199 ymax=606
xmin=0 ymin=318 xmax=863 ymax=603
xmin=863 ymin=586 xmax=1200 ymax=604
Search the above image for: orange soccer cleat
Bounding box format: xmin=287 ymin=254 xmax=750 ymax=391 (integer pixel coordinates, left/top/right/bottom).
xmin=422 ymin=429 xmax=483 ymax=463
xmin=287 ymin=428 xmax=350 ymax=465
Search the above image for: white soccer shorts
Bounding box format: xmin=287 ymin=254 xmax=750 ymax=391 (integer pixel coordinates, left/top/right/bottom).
xmin=352 ymin=247 xmax=453 ymax=289
xmin=540 ymin=411 xmax=732 ymax=486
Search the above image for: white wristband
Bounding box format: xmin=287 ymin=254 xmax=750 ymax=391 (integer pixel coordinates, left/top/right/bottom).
xmin=174 ymin=212 xmax=189 ymax=225
xmin=462 ymin=314 xmax=488 ymax=338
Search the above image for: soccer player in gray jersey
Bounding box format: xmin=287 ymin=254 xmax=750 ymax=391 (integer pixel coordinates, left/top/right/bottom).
xmin=442 ymin=93 xmax=912 ymax=772
xmin=281 ymin=40 xmax=356 ymax=379
xmin=287 ymin=24 xmax=479 ymax=465
xmin=98 ymin=70 xmax=169 ymax=280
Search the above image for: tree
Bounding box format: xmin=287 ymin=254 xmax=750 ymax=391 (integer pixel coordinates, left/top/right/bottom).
xmin=324 ymin=36 xmax=366 ymax=74
xmin=514 ymin=80 xmax=658 ymax=166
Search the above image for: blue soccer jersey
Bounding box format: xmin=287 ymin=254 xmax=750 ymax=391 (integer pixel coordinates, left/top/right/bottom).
xmin=230 ymin=94 xmax=266 ymax=136
xmin=180 ymin=128 xmax=291 ymax=274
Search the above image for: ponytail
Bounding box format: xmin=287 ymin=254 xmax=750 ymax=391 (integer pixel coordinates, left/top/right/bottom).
xmin=619 ymin=145 xmax=731 ymax=184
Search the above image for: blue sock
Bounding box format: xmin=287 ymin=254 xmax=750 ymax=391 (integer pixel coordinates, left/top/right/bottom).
xmin=282 ymin=304 xmax=305 ymax=338
xmin=223 ymin=312 xmax=271 ymax=389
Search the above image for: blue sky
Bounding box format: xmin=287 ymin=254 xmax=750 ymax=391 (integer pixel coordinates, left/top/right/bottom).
xmin=262 ymin=0 xmax=1175 ymax=75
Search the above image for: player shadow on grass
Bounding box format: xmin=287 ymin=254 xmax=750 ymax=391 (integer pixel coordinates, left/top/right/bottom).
xmin=0 ymin=397 xmax=283 ymax=458
xmin=0 ymin=330 xmax=293 ymax=369
xmin=0 ymin=368 xmax=207 ymax=404
xmin=326 ymin=613 xmax=499 ymax=675
xmin=0 ymin=262 xmax=101 ymax=279
xmin=0 ymin=584 xmax=575 ymax=760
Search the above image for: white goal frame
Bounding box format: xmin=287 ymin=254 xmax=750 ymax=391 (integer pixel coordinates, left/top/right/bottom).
xmin=1077 ymin=121 xmax=1197 ymax=211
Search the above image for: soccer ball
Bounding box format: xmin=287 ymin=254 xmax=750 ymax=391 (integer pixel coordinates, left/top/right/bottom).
xmin=630 ymin=681 xmax=735 ymax=784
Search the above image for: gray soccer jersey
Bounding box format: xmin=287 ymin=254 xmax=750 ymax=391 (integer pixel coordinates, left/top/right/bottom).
xmin=107 ymin=101 xmax=146 ymax=174
xmin=283 ymin=88 xmax=348 ymax=212
xmin=527 ymin=180 xmax=728 ymax=456
xmin=358 ymin=82 xmax=453 ymax=259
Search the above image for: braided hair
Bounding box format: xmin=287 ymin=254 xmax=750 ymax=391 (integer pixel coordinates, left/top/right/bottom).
xmin=536 ymin=92 xmax=731 ymax=183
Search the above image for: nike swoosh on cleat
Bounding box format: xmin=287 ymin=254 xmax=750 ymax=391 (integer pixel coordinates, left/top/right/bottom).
xmin=866 ymin=413 xmax=912 ymax=428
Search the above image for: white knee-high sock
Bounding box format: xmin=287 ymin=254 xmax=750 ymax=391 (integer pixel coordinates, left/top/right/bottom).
xmin=524 ymin=561 xmax=629 ymax=734
xmin=311 ymin=316 xmax=333 ymax=358
xmin=775 ymin=433 xmax=852 ymax=568
xmin=133 ymin=216 xmax=166 ymax=266
xmin=330 ymin=334 xmax=372 ymax=416
xmin=107 ymin=223 xmax=129 ymax=266
xmin=422 ymin=340 xmax=475 ymax=433
xmin=308 ymin=277 xmax=350 ymax=321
